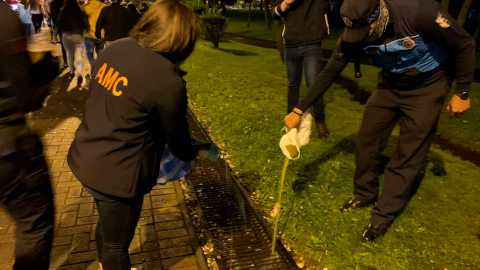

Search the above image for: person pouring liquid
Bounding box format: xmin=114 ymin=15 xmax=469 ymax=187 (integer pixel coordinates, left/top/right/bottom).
xmin=285 ymin=0 xmax=474 ymax=241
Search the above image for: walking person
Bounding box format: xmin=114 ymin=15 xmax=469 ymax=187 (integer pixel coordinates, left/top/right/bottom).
xmin=285 ymin=0 xmax=474 ymax=241
xmin=126 ymin=3 xmax=140 ymax=25
xmin=82 ymin=0 xmax=106 ymax=66
xmin=0 ymin=2 xmax=57 ymax=269
xmin=49 ymin=0 xmax=67 ymax=65
xmin=56 ymin=0 xmax=89 ymax=83
xmin=274 ymin=0 xmax=331 ymax=138
xmin=30 ymin=0 xmax=44 ymax=34
xmin=95 ymin=0 xmax=135 ymax=46
xmin=67 ymin=1 xmax=202 ymax=269
xmin=17 ymin=0 xmax=32 ymax=37
xmin=44 ymin=0 xmax=59 ymax=43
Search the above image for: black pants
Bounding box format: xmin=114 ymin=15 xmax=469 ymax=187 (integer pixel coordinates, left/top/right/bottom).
xmin=353 ymin=77 xmax=449 ymax=224
xmin=86 ymin=187 xmax=143 ymax=270
xmin=58 ymin=30 xmax=68 ymax=67
xmin=0 ymin=134 xmax=54 ymax=270
xmin=31 ymin=14 xmax=43 ymax=34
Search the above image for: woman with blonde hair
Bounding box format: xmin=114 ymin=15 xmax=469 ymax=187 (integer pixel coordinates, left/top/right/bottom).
xmin=67 ymin=1 xmax=202 ymax=269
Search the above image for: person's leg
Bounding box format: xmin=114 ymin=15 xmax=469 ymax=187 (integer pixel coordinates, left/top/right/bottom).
xmin=0 ymin=135 xmax=54 ymax=270
xmin=73 ymin=37 xmax=85 ymax=77
xmin=302 ymin=44 xmax=326 ymax=123
xmin=58 ymin=31 xmax=68 ymax=67
xmin=32 ymin=15 xmax=41 ymax=33
xmin=93 ymin=194 xmax=143 ymax=270
xmin=94 ymin=39 xmax=105 ymax=59
xmin=352 ymin=88 xmax=400 ymax=203
xmin=284 ymin=46 xmax=303 ymax=115
xmin=85 ymin=37 xmax=95 ymax=66
xmin=48 ymin=19 xmax=53 ymax=41
xmin=371 ymin=79 xmax=449 ymax=225
xmin=62 ymin=34 xmax=76 ymax=74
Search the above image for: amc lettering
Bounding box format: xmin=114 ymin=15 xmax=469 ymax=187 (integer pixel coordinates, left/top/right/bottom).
xmin=95 ymin=63 xmax=128 ymax=96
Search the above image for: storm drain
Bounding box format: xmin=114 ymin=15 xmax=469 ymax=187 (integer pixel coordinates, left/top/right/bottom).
xmin=185 ymin=109 xmax=298 ymax=270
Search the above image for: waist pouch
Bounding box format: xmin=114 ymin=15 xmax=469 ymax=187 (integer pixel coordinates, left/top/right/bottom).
xmin=364 ymin=35 xmax=448 ymax=74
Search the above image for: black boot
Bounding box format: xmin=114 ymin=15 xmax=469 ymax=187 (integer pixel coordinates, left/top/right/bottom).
xmin=315 ymin=122 xmax=330 ymax=139
xmin=340 ymin=198 xmax=376 ymax=212
xmin=362 ymin=222 xmax=390 ymax=242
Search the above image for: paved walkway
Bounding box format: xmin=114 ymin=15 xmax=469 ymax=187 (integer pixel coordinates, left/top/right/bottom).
xmin=0 ymin=29 xmax=204 ymax=270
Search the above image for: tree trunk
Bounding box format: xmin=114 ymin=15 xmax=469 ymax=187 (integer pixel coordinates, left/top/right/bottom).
xmin=260 ymin=0 xmax=263 ymax=12
xmin=247 ymin=1 xmax=252 ymax=27
xmin=441 ymin=0 xmax=450 ymax=12
xmin=456 ymin=0 xmax=473 ymax=27
xmin=264 ymin=0 xmax=271 ymax=30
xmin=270 ymin=0 xmax=284 ymax=61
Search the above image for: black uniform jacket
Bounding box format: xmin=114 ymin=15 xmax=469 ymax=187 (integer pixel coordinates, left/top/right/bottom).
xmin=296 ymin=0 xmax=475 ymax=112
xmin=68 ymin=38 xmax=197 ymax=199
xmin=274 ymin=0 xmax=330 ymax=47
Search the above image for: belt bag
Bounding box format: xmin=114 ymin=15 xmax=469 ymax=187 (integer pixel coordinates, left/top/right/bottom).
xmin=364 ymin=35 xmax=448 ymax=74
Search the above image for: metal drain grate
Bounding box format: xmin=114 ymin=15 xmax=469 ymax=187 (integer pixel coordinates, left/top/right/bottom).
xmin=185 ymin=109 xmax=298 ymax=270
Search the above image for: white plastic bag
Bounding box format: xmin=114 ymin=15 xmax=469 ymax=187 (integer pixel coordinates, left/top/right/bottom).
xmin=279 ymin=113 xmax=313 ymax=160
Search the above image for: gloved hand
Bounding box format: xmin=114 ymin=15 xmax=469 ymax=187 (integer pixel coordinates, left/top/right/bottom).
xmin=194 ymin=141 xmax=220 ymax=161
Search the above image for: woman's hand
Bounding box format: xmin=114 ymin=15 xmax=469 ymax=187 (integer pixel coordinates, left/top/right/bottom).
xmin=284 ymin=108 xmax=303 ymax=131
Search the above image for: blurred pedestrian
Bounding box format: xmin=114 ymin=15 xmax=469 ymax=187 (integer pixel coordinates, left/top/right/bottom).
xmin=18 ymin=0 xmax=32 ymax=36
xmin=44 ymin=0 xmax=59 ymax=43
xmin=30 ymin=0 xmax=44 ymax=34
xmin=49 ymin=0 xmax=66 ymax=66
xmin=56 ymin=0 xmax=89 ymax=82
xmin=274 ymin=0 xmax=331 ymax=138
xmin=139 ymin=2 xmax=149 ymax=14
xmin=68 ymin=1 xmax=202 ymax=269
xmin=82 ymin=0 xmax=106 ymax=66
xmin=127 ymin=3 xmax=140 ymax=25
xmin=0 ymin=2 xmax=58 ymax=269
xmin=95 ymin=0 xmax=135 ymax=46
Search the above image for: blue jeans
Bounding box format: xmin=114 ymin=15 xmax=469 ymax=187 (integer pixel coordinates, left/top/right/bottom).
xmin=285 ymin=44 xmax=326 ymax=123
xmin=85 ymin=37 xmax=105 ymax=66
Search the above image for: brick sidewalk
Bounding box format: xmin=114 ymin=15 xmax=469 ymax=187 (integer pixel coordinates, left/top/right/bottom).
xmin=0 ymin=29 xmax=204 ymax=270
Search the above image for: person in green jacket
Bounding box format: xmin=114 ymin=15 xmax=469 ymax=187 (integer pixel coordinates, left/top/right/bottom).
xmin=82 ymin=0 xmax=106 ymax=65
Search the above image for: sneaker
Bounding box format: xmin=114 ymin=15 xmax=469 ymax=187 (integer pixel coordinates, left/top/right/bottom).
xmin=67 ymin=72 xmax=75 ymax=79
xmin=77 ymin=76 xmax=83 ymax=84
xmin=340 ymin=198 xmax=376 ymax=212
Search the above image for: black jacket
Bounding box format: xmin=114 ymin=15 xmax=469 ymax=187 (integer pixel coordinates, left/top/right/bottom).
xmin=274 ymin=0 xmax=330 ymax=47
xmin=56 ymin=7 xmax=89 ymax=36
xmin=95 ymin=3 xmax=135 ymax=41
xmin=296 ymin=0 xmax=476 ymax=112
xmin=68 ymin=38 xmax=198 ymax=198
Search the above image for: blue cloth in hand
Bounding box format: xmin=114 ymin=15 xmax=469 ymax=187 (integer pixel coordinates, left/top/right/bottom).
xmin=157 ymin=146 xmax=193 ymax=186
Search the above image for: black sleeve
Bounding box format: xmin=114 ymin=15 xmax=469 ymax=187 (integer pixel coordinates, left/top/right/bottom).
xmin=273 ymin=0 xmax=286 ymax=19
xmin=55 ymin=9 xmax=64 ymax=30
xmin=83 ymin=14 xmax=90 ymax=32
xmin=296 ymin=36 xmax=358 ymax=112
xmin=154 ymin=79 xmax=198 ymax=162
xmin=414 ymin=0 xmax=475 ymax=93
xmin=95 ymin=8 xmax=106 ymax=39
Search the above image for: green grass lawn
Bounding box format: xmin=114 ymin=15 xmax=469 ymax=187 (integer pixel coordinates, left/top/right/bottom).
xmin=183 ymin=39 xmax=480 ymax=269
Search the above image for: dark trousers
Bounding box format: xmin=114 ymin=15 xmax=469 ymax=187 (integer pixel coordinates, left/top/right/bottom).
xmin=354 ymin=77 xmax=449 ymax=224
xmin=22 ymin=23 xmax=31 ymax=37
xmin=31 ymin=14 xmax=43 ymax=33
xmin=84 ymin=37 xmax=105 ymax=66
xmin=285 ymin=44 xmax=326 ymax=123
xmin=87 ymin=188 xmax=143 ymax=270
xmin=0 ymin=135 xmax=54 ymax=270
xmin=58 ymin=30 xmax=68 ymax=66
